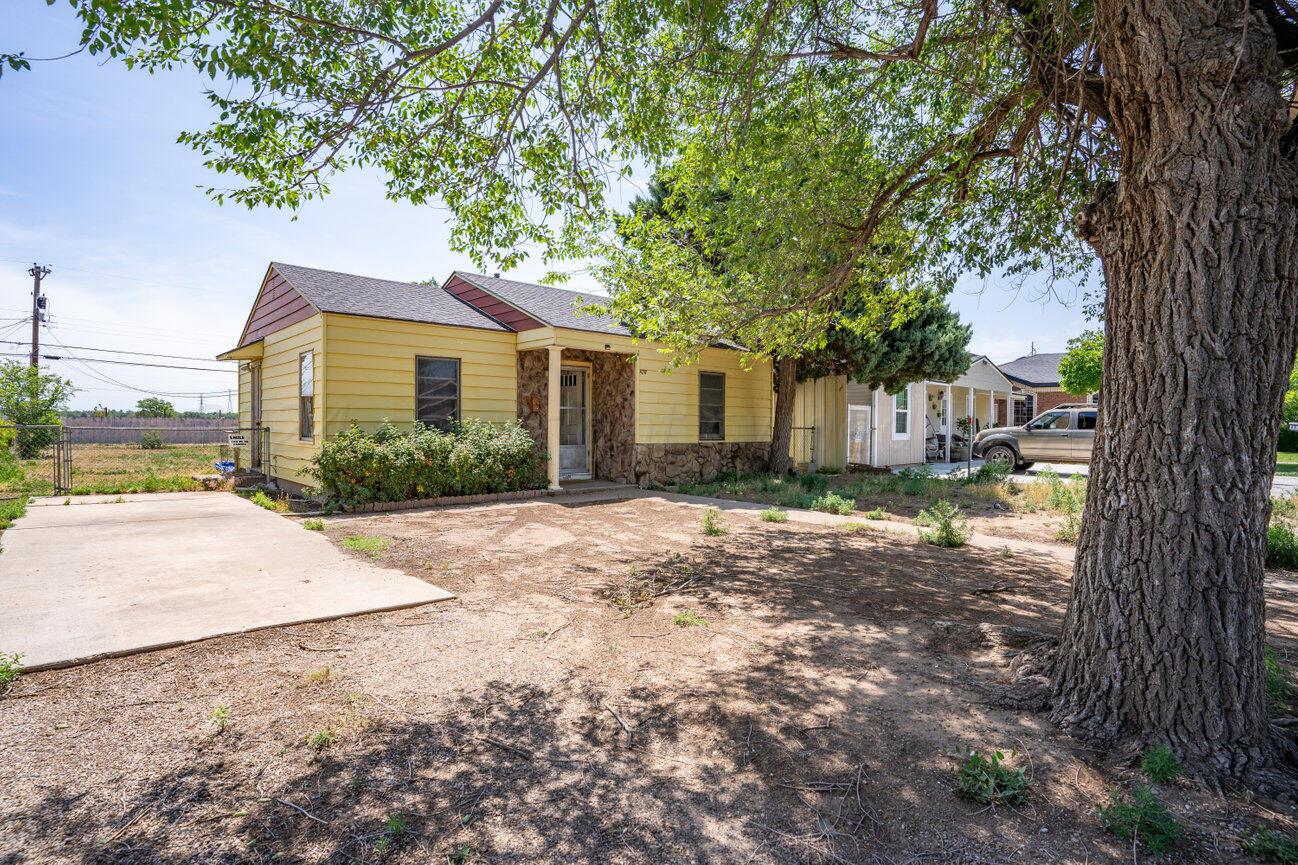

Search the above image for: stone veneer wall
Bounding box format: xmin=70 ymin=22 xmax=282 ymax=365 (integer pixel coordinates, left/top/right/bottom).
xmin=516 ymin=347 xmax=637 ymax=483
xmin=634 ymin=441 xmax=769 ymax=486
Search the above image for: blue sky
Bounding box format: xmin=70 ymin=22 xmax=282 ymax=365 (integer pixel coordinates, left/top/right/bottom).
xmin=2 ymin=1 xmax=1094 ymax=411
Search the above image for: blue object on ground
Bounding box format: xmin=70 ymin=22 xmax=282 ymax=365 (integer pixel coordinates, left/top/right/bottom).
xmin=214 ymin=460 xmax=236 ymax=474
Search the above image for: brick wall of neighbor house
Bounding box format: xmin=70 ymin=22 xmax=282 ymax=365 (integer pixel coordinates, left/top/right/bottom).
xmin=634 ymin=442 xmax=770 ymax=486
xmin=1033 ymin=388 xmax=1086 ymax=413
xmin=516 ymin=348 xmax=637 ymax=483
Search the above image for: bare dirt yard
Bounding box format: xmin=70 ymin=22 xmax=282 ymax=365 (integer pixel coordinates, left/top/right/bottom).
xmin=3 ymin=493 xmax=1298 ymax=864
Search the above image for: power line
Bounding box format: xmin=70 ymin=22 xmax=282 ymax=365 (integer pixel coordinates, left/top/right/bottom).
xmin=0 ymin=338 xmax=228 ymax=363
xmin=39 ymin=327 xmax=236 ymax=399
xmin=0 ymin=351 xmax=233 ymax=373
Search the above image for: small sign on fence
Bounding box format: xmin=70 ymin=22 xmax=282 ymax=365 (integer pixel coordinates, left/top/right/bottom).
xmin=227 ymin=432 xmax=250 ymax=448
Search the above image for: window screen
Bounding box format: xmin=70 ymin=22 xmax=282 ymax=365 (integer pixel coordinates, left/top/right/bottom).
xmin=416 ymin=357 xmax=460 ymax=431
xmin=699 ymin=372 xmax=725 ymax=441
xmin=298 ymin=352 xmax=314 ymax=440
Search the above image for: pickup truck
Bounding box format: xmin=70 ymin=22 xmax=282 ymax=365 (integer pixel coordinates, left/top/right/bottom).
xmin=971 ymin=404 xmax=1097 ymax=470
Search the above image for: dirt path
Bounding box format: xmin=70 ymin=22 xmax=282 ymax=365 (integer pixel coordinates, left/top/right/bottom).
xmin=1 ymin=495 xmax=1295 ymax=864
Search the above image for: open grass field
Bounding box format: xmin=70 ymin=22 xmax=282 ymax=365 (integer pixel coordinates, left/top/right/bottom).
xmin=1 ymin=443 xmax=226 ymax=496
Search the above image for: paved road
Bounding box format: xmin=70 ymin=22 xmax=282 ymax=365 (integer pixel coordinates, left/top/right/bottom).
xmin=929 ymin=459 xmax=1296 ymax=498
xmin=0 ymin=492 xmax=451 ymax=670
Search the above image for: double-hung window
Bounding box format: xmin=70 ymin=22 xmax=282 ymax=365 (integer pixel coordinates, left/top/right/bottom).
xmin=298 ymin=352 xmax=314 ymax=441
xmin=699 ymin=372 xmax=725 ymax=441
xmin=416 ymin=357 xmax=460 ymax=431
xmin=892 ymin=387 xmax=910 ymax=438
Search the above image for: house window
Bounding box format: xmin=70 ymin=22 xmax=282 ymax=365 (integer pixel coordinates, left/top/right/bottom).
xmin=699 ymin=372 xmax=725 ymax=441
xmin=892 ymin=387 xmax=910 ymax=439
xmin=298 ymin=351 xmax=314 ymax=441
xmin=1014 ymin=393 xmax=1036 ymax=426
xmin=416 ymin=356 xmax=460 ymax=431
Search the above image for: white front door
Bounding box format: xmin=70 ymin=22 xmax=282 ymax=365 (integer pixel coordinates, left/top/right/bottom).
xmin=559 ymin=367 xmax=590 ymax=479
xmin=847 ymin=404 xmax=871 ymax=465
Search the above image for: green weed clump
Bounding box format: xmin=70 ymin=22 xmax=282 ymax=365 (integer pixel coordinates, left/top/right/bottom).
xmin=139 ymin=431 xmax=164 ymax=450
xmin=342 ymin=535 xmax=390 ymax=557
xmin=249 ymin=490 xmax=288 ymax=512
xmin=0 ymin=652 xmax=23 ymax=692
xmin=811 ymin=491 xmax=855 ymax=516
xmin=306 ymin=728 xmax=337 ymax=751
xmin=759 ymin=507 xmax=787 ymax=523
xmin=955 ymin=750 xmax=1029 ymax=806
xmin=701 ymin=506 xmax=727 ymax=536
xmin=1055 ymin=513 xmax=1082 ymax=543
xmin=303 ymin=517 xmax=325 ymax=531
xmin=864 ymin=507 xmax=886 ymax=520
xmin=673 ymin=609 xmax=708 ymax=627
xmin=1243 ymin=828 xmax=1298 ymax=864
xmin=917 ymin=499 xmax=971 ymax=548
xmin=1097 ymin=785 xmax=1182 ymax=854
xmin=1139 ymin=745 xmax=1182 ymax=783
xmin=1268 ymin=522 xmax=1298 ymax=569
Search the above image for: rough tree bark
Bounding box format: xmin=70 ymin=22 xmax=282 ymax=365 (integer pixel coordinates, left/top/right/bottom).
xmin=768 ymin=357 xmax=798 ymax=474
xmin=1052 ymin=0 xmax=1298 ymax=781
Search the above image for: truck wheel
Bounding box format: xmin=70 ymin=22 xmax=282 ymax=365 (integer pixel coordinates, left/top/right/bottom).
xmin=984 ymin=445 xmax=1018 ymax=470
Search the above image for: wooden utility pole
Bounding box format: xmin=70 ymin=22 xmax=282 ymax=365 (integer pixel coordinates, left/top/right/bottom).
xmin=27 ymin=263 xmax=50 ymax=368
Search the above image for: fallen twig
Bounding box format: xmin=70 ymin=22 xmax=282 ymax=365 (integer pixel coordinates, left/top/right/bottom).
xmin=275 ymin=797 xmax=330 ymax=825
xmin=602 ymin=700 xmax=635 ymax=746
xmin=477 ymin=735 xmax=534 ymax=760
xmin=970 ymin=584 xmax=1025 ymax=596
xmin=297 ymin=642 xmax=341 ymax=652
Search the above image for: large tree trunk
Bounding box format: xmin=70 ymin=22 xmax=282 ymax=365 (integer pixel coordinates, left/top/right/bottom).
xmin=768 ymin=357 xmax=798 ymax=475
xmin=1052 ymin=0 xmax=1298 ymax=781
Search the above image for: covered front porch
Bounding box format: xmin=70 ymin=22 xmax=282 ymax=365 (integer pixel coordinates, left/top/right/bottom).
xmin=517 ymin=341 xmax=637 ymax=489
xmin=919 ymin=356 xmax=1015 ymax=463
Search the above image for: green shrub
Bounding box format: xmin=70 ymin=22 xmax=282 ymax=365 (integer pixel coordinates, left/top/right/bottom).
xmin=1097 ymin=785 xmax=1182 ymax=854
xmin=1279 ymin=428 xmax=1298 ymax=452
xmin=0 ymin=652 xmax=22 ymax=692
xmin=303 ymin=518 xmax=325 ymax=531
xmin=759 ymin=507 xmax=787 ymax=523
xmin=965 ymin=461 xmax=1011 ymax=485
xmin=1244 ymin=828 xmax=1298 ymax=863
xmin=917 ymin=499 xmax=971 ymax=547
xmin=1140 ymin=745 xmax=1182 ymax=783
xmin=811 ymin=491 xmax=855 ymax=515
xmin=798 ymin=472 xmax=828 ymax=493
xmin=306 ymin=419 xmax=546 ymax=506
xmin=701 ymin=506 xmax=727 ymax=536
xmin=1274 ymin=494 xmax=1298 ymax=520
xmin=955 ymin=750 xmax=1029 ymax=806
xmin=1266 ymin=648 xmax=1292 ymax=712
xmin=139 ymin=431 xmax=164 ymax=450
xmin=864 ymin=507 xmax=886 ymax=520
xmin=1269 ymin=522 xmax=1298 ymax=569
xmin=1055 ymin=513 xmax=1082 ymax=543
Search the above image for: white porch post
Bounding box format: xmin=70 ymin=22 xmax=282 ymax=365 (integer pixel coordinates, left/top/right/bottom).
xmin=944 ymin=383 xmax=952 ymax=462
xmin=547 ymin=345 xmax=563 ymax=490
xmin=966 ymin=388 xmax=975 ymax=445
xmin=991 ymin=390 xmax=998 ymax=425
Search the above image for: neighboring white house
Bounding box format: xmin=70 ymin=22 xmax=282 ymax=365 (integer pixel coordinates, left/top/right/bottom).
xmin=792 ymin=355 xmax=1016 ymax=470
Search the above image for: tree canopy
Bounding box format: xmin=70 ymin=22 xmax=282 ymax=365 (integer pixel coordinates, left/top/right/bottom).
xmin=1057 ymin=330 xmax=1103 ymax=396
xmin=136 ymin=397 xmax=176 ymax=418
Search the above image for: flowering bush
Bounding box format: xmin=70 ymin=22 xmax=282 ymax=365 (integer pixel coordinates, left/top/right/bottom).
xmin=306 ymin=419 xmax=546 ymax=505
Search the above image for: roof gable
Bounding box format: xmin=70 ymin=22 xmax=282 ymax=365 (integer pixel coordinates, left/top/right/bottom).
xmin=997 ymin=352 xmax=1065 ymax=387
xmin=450 ymin=271 xmax=630 ymax=336
xmin=269 ymin=263 xmax=507 ymax=333
xmin=237 ymin=264 xmax=319 ymax=348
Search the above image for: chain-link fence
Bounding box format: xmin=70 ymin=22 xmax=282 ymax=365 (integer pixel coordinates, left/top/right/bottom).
xmin=0 ymin=424 xmax=269 ymax=496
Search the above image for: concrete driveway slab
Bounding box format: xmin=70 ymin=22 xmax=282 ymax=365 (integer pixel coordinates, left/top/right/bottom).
xmin=0 ymin=492 xmax=451 ymax=670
